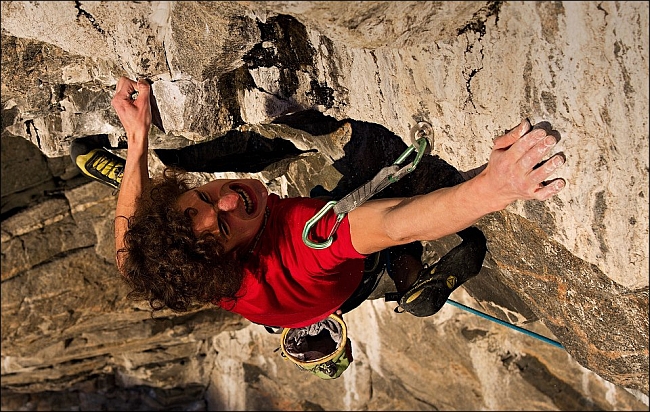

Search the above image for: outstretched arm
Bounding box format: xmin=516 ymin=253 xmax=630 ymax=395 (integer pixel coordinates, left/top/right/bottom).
xmin=348 ymin=119 xmax=566 ymax=254
xmin=112 ymin=77 xmax=152 ymax=274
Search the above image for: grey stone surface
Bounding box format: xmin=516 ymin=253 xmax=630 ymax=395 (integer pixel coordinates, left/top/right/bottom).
xmin=1 ymin=1 xmax=648 ymax=410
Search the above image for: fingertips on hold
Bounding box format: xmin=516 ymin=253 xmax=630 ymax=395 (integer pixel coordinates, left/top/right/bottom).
xmin=543 ymin=135 xmax=557 ymax=146
xmin=137 ymin=77 xmax=153 ymax=87
xmin=552 ymin=152 xmax=566 ymax=168
xmin=553 ymin=179 xmax=566 ymax=191
xmin=519 ymin=118 xmax=531 ymax=136
xmin=531 ymin=128 xmax=547 ymax=141
xmin=502 ymin=118 xmax=530 ymax=139
xmin=131 ymin=78 xmax=150 ymax=100
xmin=532 ymin=121 xmax=562 ymax=145
xmin=538 ymin=179 xmax=565 ymax=200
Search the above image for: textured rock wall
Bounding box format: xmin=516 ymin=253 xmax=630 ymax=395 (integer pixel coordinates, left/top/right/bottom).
xmin=2 ymin=1 xmax=648 ymax=410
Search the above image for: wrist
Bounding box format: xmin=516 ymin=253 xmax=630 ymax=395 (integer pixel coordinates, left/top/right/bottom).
xmin=463 ymin=173 xmax=511 ymax=215
xmin=126 ymin=132 xmax=148 ymax=153
xmin=126 ymin=129 xmax=149 ymax=142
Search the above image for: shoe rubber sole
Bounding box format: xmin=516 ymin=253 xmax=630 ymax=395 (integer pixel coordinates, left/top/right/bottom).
xmin=70 ymin=139 xmax=125 ymax=189
xmin=397 ymin=227 xmax=487 ymax=317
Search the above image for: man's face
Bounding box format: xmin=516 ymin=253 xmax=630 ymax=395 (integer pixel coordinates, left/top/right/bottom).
xmin=176 ymin=179 xmax=269 ymax=256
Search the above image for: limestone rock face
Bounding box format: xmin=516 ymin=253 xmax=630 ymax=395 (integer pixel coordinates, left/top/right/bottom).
xmin=1 ymin=1 xmax=648 ymax=410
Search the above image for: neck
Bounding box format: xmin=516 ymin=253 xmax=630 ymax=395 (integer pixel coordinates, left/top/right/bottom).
xmin=246 ymin=206 xmax=270 ymax=258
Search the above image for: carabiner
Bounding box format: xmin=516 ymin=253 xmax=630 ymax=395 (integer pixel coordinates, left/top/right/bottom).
xmin=303 ymin=121 xmax=432 ymax=250
xmin=302 ymin=200 xmax=345 ymax=249
xmin=393 ymin=121 xmax=432 ymax=170
xmin=389 ymin=136 xmax=429 ymax=184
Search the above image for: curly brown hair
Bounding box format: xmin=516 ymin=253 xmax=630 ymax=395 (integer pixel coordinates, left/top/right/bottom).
xmin=117 ymin=168 xmax=246 ymax=313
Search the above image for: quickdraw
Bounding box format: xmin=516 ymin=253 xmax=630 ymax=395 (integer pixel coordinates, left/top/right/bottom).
xmin=302 ymin=121 xmax=433 ymax=250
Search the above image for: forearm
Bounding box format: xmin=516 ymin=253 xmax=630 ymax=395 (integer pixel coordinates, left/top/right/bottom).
xmin=382 ymin=172 xmax=500 ymax=243
xmin=114 ymin=133 xmax=150 ymax=273
xmin=349 ymin=172 xmax=499 ymax=254
xmin=110 ymin=77 xmax=153 ymax=273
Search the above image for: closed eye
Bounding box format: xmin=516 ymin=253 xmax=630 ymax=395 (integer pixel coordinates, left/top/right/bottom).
xmin=219 ymin=218 xmax=229 ymax=237
xmin=196 ymin=190 xmax=211 ymax=204
xmin=195 ymin=190 xmax=228 ymax=238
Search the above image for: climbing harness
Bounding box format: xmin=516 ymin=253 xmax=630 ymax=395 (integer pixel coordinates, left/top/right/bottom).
xmin=302 ymin=121 xmax=433 ymax=249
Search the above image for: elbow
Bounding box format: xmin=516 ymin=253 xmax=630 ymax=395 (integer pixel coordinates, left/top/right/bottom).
xmin=380 ymin=196 xmax=429 ymax=244
xmin=116 ymin=262 xmax=127 ymax=277
xmin=115 ymin=251 xmax=128 ymax=278
xmin=116 ymin=263 xmax=127 ymax=278
xmin=383 ymin=220 xmax=420 ymax=245
xmin=389 ymin=233 xmax=421 ymax=245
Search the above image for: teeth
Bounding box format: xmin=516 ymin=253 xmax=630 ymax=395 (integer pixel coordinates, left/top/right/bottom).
xmin=235 ymin=188 xmax=252 ymax=214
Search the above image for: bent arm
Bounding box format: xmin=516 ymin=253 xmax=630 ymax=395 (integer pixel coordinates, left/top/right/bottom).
xmin=348 ymin=119 xmax=566 ymax=254
xmin=112 ymin=77 xmax=153 ymax=274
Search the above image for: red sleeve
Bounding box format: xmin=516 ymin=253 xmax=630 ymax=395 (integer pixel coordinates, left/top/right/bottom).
xmin=276 ymin=196 xmax=366 ymax=275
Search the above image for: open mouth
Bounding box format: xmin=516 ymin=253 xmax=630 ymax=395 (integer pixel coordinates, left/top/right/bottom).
xmin=231 ymin=183 xmax=256 ymax=215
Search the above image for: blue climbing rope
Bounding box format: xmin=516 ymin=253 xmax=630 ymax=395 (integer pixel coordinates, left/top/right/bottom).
xmin=446 ymin=299 xmax=564 ymax=349
xmin=386 ymin=251 xmax=563 ymax=349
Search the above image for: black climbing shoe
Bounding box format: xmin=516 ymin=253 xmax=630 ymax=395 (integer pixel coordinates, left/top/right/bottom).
xmin=387 ymin=227 xmax=487 ymax=317
xmin=70 ymin=137 xmax=125 ymax=190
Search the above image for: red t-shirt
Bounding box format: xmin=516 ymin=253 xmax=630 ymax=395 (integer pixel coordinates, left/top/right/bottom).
xmin=218 ymin=194 xmax=366 ymax=328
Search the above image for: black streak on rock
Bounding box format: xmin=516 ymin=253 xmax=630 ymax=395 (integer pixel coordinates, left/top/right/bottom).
xmin=25 ymin=119 xmax=41 ymax=148
xmin=457 ymin=1 xmax=502 ymax=109
xmin=242 ymin=15 xmax=334 ymax=108
xmin=74 ymin=1 xmax=105 ymax=35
